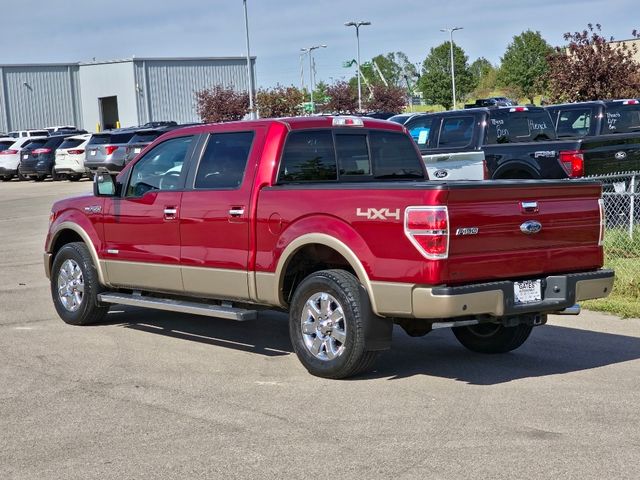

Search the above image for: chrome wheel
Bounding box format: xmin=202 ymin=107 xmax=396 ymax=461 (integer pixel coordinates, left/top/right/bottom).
xmin=300 ymin=292 xmax=347 ymax=361
xmin=57 ymin=259 xmax=84 ymax=312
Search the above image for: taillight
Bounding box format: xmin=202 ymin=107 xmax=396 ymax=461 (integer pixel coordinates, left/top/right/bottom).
xmin=0 ymin=149 xmax=17 ymax=155
xmin=404 ymin=206 xmax=449 ymax=259
xmin=509 ymin=106 xmax=528 ymax=112
xmin=105 ymin=145 xmax=118 ymax=155
xmin=482 ymin=159 xmax=489 ymax=179
xmin=32 ymin=148 xmax=52 ymax=154
xmin=68 ymin=149 xmax=85 ymax=155
xmin=559 ymin=150 xmax=584 ymax=177
xmin=598 ymin=198 xmax=605 ymax=246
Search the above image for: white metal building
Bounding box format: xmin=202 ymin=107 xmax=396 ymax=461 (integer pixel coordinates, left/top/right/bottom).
xmin=0 ymin=57 xmax=256 ymax=132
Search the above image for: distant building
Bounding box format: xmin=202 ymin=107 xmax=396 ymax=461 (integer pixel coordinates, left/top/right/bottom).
xmin=0 ymin=56 xmax=256 ymax=132
xmin=608 ymin=38 xmax=640 ymax=64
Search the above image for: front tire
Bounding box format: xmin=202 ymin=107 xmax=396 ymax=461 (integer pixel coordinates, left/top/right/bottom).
xmin=1 ymin=175 xmax=13 ymax=182
xmin=452 ymin=322 xmax=533 ymax=354
xmin=69 ymin=174 xmax=82 ymax=182
xmin=51 ymin=242 xmax=109 ymax=325
xmin=289 ymin=270 xmax=379 ymax=379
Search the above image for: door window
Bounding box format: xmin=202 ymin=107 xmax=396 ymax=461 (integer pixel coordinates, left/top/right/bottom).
xmin=126 ymin=136 xmax=193 ymax=197
xmin=194 ymin=132 xmax=255 ymax=189
xmin=438 ymin=116 xmax=475 ymax=148
xmin=406 ymin=117 xmax=434 ymax=147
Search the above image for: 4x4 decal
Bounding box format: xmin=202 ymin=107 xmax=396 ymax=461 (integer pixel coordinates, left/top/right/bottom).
xmin=356 ymin=208 xmax=401 ymax=220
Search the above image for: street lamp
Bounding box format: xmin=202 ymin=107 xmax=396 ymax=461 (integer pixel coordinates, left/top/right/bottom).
xmin=440 ymin=26 xmax=463 ymax=110
xmin=300 ymin=44 xmax=326 ymax=113
xmin=344 ymin=20 xmax=371 ymax=112
xmin=242 ymin=0 xmax=256 ymax=119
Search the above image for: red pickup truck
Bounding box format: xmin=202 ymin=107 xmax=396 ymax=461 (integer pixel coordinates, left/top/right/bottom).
xmin=45 ymin=116 xmax=614 ymax=378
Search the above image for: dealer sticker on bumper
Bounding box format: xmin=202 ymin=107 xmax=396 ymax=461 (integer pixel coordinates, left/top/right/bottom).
xmin=514 ymin=279 xmax=542 ymax=304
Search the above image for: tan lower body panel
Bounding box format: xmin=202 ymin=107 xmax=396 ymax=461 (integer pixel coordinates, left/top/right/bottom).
xmin=255 ymin=271 xmax=280 ymax=306
xmin=412 ymin=287 xmax=505 ymax=319
xmin=575 ymin=276 xmax=615 ymax=301
xmin=105 ymin=260 xmax=184 ymax=293
xmin=369 ymin=282 xmax=414 ymax=316
xmin=182 ymin=265 xmax=249 ymax=300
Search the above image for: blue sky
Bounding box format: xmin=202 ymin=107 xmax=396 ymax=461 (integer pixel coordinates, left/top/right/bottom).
xmin=10 ymin=0 xmax=639 ymax=87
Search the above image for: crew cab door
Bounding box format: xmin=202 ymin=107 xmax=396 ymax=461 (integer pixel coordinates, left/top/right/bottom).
xmin=179 ymin=128 xmax=262 ymax=301
xmin=102 ymin=135 xmax=196 ymax=292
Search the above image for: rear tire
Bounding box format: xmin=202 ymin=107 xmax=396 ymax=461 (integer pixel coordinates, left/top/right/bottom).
xmin=289 ymin=269 xmax=379 ymax=379
xmin=51 ymin=167 xmax=59 ymax=181
xmin=34 ymin=175 xmax=45 ymax=182
xmin=69 ymin=174 xmax=82 ymax=182
xmin=452 ymin=322 xmax=533 ymax=354
xmin=1 ymin=175 xmax=13 ymax=182
xmin=51 ymin=242 xmax=109 ymax=326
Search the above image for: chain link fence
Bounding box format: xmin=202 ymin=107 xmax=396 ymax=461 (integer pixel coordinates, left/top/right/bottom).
xmin=586 ymin=172 xmax=639 ymax=302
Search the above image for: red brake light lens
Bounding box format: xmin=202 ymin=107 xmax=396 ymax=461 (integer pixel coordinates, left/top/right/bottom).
xmin=404 ymin=207 xmax=449 ymax=259
xmin=509 ymin=107 xmax=528 ymax=112
xmin=0 ymin=149 xmax=17 ymax=155
xmin=68 ymin=149 xmax=85 ymax=155
xmin=32 ymin=148 xmax=52 ymax=154
xmin=105 ymin=145 xmax=118 ymax=155
xmin=559 ymin=150 xmax=584 ymax=177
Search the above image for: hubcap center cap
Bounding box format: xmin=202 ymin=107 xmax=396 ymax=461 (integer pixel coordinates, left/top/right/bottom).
xmin=318 ymin=319 xmax=334 ymax=335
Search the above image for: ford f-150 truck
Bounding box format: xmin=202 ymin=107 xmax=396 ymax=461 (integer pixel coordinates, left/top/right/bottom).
xmin=44 ymin=116 xmax=614 ymax=379
xmin=546 ymin=99 xmax=640 ymax=175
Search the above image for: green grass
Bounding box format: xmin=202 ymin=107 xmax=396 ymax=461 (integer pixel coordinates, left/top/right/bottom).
xmin=583 ymin=229 xmax=640 ymax=318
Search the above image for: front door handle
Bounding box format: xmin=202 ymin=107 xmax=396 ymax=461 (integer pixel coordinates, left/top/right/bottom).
xmin=164 ymin=207 xmax=178 ymax=220
xmin=229 ymin=208 xmax=245 ymax=217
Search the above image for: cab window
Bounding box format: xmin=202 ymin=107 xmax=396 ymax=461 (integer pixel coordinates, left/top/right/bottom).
xmin=405 ymin=117 xmax=434 ymax=147
xmin=126 ymin=136 xmax=193 ymax=197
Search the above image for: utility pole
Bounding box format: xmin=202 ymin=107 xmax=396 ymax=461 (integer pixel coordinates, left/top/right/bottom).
xmin=440 ymin=26 xmax=463 ymax=110
xmin=345 ymin=21 xmax=371 ymax=112
xmin=300 ymin=45 xmax=326 ymax=113
xmin=243 ymin=0 xmax=256 ymax=118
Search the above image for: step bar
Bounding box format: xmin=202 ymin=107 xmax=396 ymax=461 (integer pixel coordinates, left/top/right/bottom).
xmin=97 ymin=292 xmax=257 ymax=321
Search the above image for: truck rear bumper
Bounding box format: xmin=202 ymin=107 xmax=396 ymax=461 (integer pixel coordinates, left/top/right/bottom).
xmin=375 ymin=269 xmax=614 ymax=319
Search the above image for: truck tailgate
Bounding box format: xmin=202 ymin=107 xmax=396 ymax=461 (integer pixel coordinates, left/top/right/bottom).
xmin=443 ymin=181 xmax=603 ymax=285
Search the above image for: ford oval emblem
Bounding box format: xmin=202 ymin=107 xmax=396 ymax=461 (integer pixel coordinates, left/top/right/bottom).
xmin=615 ymin=151 xmax=627 ymax=160
xmin=520 ymin=220 xmax=542 ymax=234
xmin=433 ymin=169 xmax=448 ymax=179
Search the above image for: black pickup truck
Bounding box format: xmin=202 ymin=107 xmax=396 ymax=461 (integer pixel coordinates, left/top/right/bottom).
xmin=405 ymin=104 xmax=640 ymax=180
xmin=546 ymin=99 xmax=640 ymax=175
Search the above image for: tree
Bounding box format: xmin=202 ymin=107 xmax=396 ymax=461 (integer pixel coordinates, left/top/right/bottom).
xmin=469 ymin=57 xmax=498 ymax=99
xmin=325 ymin=81 xmax=358 ymax=114
xmin=348 ymin=51 xmax=418 ymax=91
xmin=256 ymin=85 xmax=304 ymax=118
xmin=418 ymin=42 xmax=475 ymax=110
xmin=499 ymin=30 xmax=553 ymax=104
xmin=195 ymin=85 xmax=249 ymax=123
xmin=547 ymin=24 xmax=640 ymax=103
xmin=364 ymin=84 xmax=407 ymax=113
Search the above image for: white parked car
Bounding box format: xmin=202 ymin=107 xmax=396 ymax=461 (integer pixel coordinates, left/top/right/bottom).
xmin=8 ymin=129 xmax=50 ymax=138
xmin=0 ymin=136 xmax=48 ymax=181
xmin=54 ymin=134 xmax=91 ymax=181
xmin=46 ymin=125 xmax=79 ymax=134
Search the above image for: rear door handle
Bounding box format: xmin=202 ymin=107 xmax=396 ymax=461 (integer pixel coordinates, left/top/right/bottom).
xmin=229 ymin=208 xmax=245 ymax=217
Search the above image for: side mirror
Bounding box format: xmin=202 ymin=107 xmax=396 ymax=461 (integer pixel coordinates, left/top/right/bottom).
xmin=93 ymin=169 xmax=117 ymax=197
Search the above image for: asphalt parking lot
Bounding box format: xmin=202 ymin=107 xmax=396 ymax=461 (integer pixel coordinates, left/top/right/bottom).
xmin=1 ymin=179 xmax=639 ymax=480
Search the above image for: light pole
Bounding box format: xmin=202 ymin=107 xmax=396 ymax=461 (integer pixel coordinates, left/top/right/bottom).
xmin=242 ymin=0 xmax=256 ymax=119
xmin=345 ymin=21 xmax=371 ymax=112
xmin=301 ymin=44 xmax=326 ymax=113
xmin=440 ymin=26 xmax=463 ymax=110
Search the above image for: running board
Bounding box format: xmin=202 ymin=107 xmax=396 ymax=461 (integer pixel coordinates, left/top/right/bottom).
xmin=97 ymin=292 xmax=257 ymax=321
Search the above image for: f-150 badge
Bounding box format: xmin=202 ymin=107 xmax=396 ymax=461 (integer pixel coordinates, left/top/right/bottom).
xmin=356 ymin=208 xmax=400 ymax=220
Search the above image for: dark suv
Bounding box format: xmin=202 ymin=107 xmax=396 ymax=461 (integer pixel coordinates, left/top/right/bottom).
xmin=19 ymin=132 xmax=86 ymax=181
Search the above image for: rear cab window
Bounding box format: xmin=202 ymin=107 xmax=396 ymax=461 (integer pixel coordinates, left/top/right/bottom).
xmin=277 ymin=129 xmax=424 ymax=183
xmin=555 ymin=108 xmax=592 ymax=138
xmin=486 ymin=109 xmax=556 ymax=144
xmin=603 ymin=103 xmax=640 ymax=134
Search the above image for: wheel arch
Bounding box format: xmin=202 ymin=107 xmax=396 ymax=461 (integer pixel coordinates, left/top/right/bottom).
xmin=271 ymin=233 xmax=380 ymax=315
xmin=47 ymin=222 xmax=108 ymax=286
xmin=492 ymin=161 xmax=540 ymax=179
